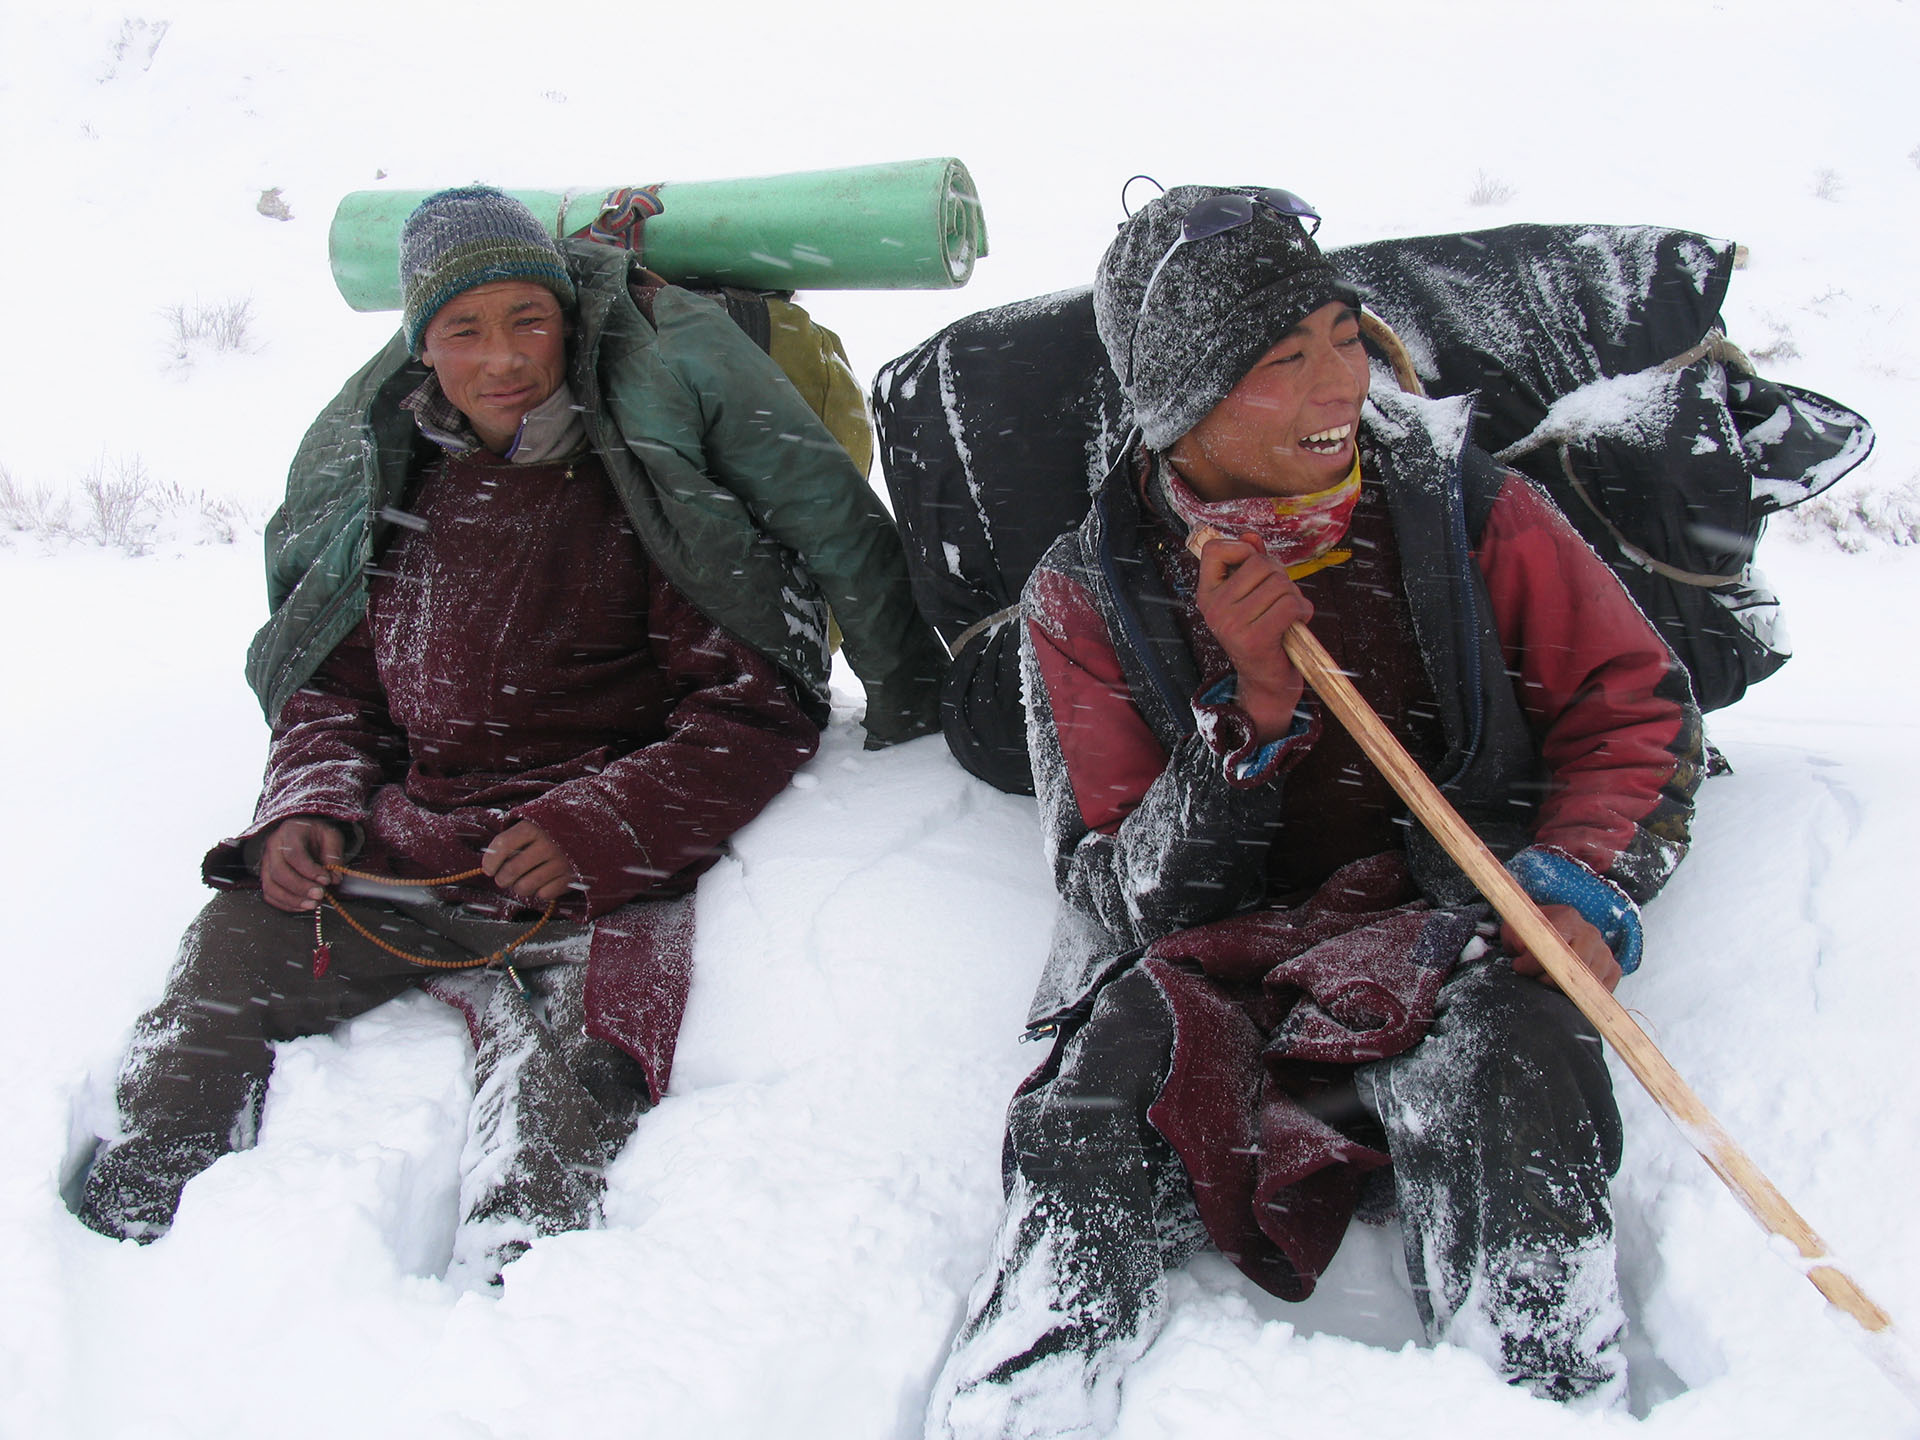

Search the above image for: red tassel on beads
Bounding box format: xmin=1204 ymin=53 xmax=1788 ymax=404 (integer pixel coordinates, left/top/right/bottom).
xmin=311 ymin=904 xmax=332 ymax=978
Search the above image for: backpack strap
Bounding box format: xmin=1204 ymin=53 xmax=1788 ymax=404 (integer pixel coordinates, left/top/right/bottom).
xmin=624 ymin=266 xmax=669 ymax=326
xmin=625 ymin=267 xmax=773 ymax=353
xmin=1090 ymin=441 xmax=1204 ymax=742
xmin=715 ymin=287 xmax=774 ymax=353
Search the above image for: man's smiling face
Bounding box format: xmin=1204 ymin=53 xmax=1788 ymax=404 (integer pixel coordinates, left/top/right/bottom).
xmin=419 ymin=280 xmax=568 ymax=454
xmin=1168 ymin=301 xmax=1370 ymax=501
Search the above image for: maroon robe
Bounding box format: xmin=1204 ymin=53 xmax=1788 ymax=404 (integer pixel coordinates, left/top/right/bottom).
xmin=205 ymin=449 xmax=820 ymax=1095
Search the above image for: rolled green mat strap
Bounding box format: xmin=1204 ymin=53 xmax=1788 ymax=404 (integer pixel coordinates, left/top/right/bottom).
xmin=330 ymin=158 xmax=988 ymax=311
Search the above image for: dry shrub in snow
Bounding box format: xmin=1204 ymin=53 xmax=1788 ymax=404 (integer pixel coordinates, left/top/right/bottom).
xmin=1782 ymin=470 xmax=1920 ymax=550
xmin=101 ymin=18 xmax=169 ymax=81
xmin=81 ymin=458 xmax=152 ymax=551
xmin=0 ymin=465 xmax=77 ymax=540
xmin=1811 ymin=167 xmax=1844 ymax=201
xmin=1748 ymin=323 xmax=1801 ymax=365
xmin=1467 ymin=169 xmax=1515 ymax=206
xmin=163 ymin=297 xmax=257 ymax=369
xmin=1 ymin=457 xmax=251 ymax=554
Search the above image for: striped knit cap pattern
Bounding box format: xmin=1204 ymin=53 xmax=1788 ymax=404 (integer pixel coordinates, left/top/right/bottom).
xmin=400 ymin=185 xmax=578 ymax=355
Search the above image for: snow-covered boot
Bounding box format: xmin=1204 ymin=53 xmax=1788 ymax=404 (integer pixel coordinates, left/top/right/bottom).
xmin=1451 ymin=1238 xmax=1627 ymax=1407
xmin=74 ymin=1131 xmax=228 ymax=1243
xmin=927 ymin=1173 xmax=1168 ymax=1440
xmin=1357 ymin=959 xmax=1626 ymax=1404
xmin=927 ymin=967 xmax=1197 ymax=1439
xmin=448 ymin=968 xmax=644 ymax=1287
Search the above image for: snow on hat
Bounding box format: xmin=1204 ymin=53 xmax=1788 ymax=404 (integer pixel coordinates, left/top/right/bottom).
xmin=399 ymin=185 xmax=577 ymax=356
xmin=1095 ymin=184 xmax=1361 ymax=450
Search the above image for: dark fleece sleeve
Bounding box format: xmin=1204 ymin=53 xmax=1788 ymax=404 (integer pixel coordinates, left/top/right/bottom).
xmin=1479 ymin=475 xmax=1703 ymax=903
xmin=203 ymin=620 xmax=402 ymax=884
xmin=1021 ymin=554 xmax=1315 ymax=953
xmin=510 ymin=560 xmax=820 ymax=916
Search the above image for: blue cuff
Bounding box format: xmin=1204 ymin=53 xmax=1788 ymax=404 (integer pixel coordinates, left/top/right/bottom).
xmin=1199 ymin=676 xmax=1311 ymax=780
xmin=1200 ymin=676 xmax=1240 ymax=707
xmin=1506 ymin=847 xmax=1644 ymax=974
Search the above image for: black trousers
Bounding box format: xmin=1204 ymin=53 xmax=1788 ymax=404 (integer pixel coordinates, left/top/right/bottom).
xmin=927 ymin=958 xmax=1624 ymax=1437
xmin=1356 ymin=958 xmax=1624 ymax=1399
xmin=78 ymin=888 xmax=646 ymax=1254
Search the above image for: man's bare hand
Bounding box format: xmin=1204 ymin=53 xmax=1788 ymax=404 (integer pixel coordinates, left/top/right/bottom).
xmin=260 ymin=817 xmax=346 ymax=912
xmin=1193 ymin=531 xmax=1315 ymax=743
xmin=1503 ymin=903 xmax=1622 ymax=994
xmin=482 ymin=820 xmax=578 ymax=903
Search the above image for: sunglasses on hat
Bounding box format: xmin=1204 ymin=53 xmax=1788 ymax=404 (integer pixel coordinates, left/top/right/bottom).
xmin=1126 ymin=188 xmax=1322 ymax=386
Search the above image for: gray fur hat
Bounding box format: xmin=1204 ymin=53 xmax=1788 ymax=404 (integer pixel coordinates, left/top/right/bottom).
xmin=399 ymin=185 xmax=577 ymax=356
xmin=1094 ymin=184 xmax=1361 ymax=450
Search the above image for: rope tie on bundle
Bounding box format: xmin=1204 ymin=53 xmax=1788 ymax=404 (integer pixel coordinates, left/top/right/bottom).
xmin=584 ymin=185 xmax=665 ymax=249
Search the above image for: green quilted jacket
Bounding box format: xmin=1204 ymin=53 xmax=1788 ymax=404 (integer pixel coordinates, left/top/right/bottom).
xmin=245 ymin=242 xmax=945 ymax=745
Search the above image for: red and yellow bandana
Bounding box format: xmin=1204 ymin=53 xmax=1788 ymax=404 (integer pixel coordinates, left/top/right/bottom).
xmin=1164 ymin=456 xmax=1362 ymax=579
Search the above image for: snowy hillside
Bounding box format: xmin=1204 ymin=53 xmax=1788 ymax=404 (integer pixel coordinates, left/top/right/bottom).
xmin=3 ymin=3 xmax=1918 ymax=1437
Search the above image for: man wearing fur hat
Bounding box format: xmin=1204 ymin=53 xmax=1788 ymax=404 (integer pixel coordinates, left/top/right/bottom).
xmin=75 ymin=186 xmax=942 ymax=1280
xmin=925 ymin=187 xmax=1704 ymax=1433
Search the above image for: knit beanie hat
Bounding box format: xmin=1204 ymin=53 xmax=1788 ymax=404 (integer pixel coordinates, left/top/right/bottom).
xmin=1094 ymin=185 xmax=1361 ymax=450
xmin=399 ymin=185 xmax=578 ymax=356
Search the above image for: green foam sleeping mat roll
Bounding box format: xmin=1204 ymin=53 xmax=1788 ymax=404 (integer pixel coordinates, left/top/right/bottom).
xmin=329 ymin=157 xmax=988 ymax=310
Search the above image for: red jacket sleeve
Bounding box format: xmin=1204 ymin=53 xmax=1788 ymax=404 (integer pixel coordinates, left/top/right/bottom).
xmin=1023 ymin=558 xmax=1312 ymax=950
xmin=1477 ymin=476 xmax=1701 ymax=901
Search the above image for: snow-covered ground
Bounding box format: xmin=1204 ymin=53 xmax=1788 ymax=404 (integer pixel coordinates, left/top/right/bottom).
xmin=3 ymin=3 xmax=1918 ymax=1436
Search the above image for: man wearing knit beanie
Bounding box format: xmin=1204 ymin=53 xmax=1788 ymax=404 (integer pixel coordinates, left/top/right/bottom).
xmin=1094 ymin=183 xmax=1362 ymax=453
xmin=74 ymin=182 xmax=946 ymax=1285
xmin=401 ymin=184 xmax=578 ymax=357
xmin=393 ymin=186 xmax=581 ymax=457
xmin=925 ymin=187 xmax=1705 ymax=1434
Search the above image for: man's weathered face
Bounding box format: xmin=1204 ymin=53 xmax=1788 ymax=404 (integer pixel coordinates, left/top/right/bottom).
xmin=419 ymin=280 xmax=568 ymax=454
xmin=1168 ymin=302 xmax=1370 ymax=501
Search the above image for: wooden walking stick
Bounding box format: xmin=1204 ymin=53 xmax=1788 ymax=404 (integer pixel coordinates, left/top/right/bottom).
xmin=1278 ymin=616 xmax=1918 ymax=1403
